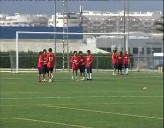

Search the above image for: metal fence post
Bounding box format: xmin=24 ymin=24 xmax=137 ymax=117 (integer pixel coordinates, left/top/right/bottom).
xmin=97 ymin=56 xmax=99 ymax=72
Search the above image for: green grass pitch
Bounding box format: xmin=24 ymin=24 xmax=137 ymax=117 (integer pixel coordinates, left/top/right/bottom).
xmin=0 ymin=71 xmax=163 ymax=128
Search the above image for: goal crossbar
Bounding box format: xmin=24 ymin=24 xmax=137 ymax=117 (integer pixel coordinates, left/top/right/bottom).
xmin=15 ymin=31 xmax=129 ymax=73
xmin=16 ymin=31 xmax=128 ymax=35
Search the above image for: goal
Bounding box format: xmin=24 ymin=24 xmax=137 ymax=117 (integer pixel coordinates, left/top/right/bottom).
xmin=15 ymin=31 xmax=128 ymax=73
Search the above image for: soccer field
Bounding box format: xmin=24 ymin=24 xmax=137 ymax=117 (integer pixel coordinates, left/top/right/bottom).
xmin=0 ymin=71 xmax=163 ymax=128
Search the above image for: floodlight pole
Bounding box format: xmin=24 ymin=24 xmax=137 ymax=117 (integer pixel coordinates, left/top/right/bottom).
xmin=54 ymin=0 xmax=57 ymax=54
xmin=123 ymin=0 xmax=126 ymax=51
xmin=54 ymin=0 xmax=57 ymax=72
xmin=16 ymin=32 xmax=19 ymax=73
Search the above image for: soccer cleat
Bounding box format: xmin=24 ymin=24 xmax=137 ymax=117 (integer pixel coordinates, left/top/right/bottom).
xmin=81 ymin=78 xmax=85 ymax=81
xmin=41 ymin=79 xmax=46 ymax=82
xmin=49 ymin=79 xmax=52 ymax=82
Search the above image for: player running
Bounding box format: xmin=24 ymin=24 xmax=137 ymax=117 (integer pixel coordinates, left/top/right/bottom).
xmin=117 ymin=51 xmax=124 ymax=75
xmin=37 ymin=51 xmax=44 ymax=82
xmin=47 ymin=48 xmax=56 ymax=82
xmin=123 ymin=51 xmax=130 ymax=75
xmin=78 ymin=51 xmax=86 ymax=80
xmin=112 ymin=50 xmax=118 ymax=75
xmin=70 ymin=51 xmax=79 ymax=80
xmin=86 ymin=50 xmax=94 ymax=80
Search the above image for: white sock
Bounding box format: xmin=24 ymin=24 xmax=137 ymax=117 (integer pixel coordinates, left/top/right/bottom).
xmin=126 ymin=68 xmax=128 ymax=74
xmin=87 ymin=73 xmax=90 ymax=79
xmin=72 ymin=76 xmax=74 ymax=79
xmin=90 ymin=73 xmax=92 ymax=79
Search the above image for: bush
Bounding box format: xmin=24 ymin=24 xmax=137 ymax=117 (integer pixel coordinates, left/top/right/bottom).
xmin=0 ymin=51 xmax=134 ymax=69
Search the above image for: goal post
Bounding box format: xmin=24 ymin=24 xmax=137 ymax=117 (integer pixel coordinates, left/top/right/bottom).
xmin=15 ymin=31 xmax=128 ymax=73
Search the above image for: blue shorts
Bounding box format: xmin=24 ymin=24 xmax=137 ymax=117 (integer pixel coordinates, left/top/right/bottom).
xmin=87 ymin=67 xmax=92 ymax=73
xmin=43 ymin=65 xmax=49 ymax=74
xmin=79 ymin=65 xmax=85 ymax=73
xmin=38 ymin=67 xmax=43 ymax=74
xmin=113 ymin=64 xmax=118 ymax=69
xmin=48 ymin=67 xmax=54 ymax=72
xmin=124 ymin=64 xmax=129 ymax=69
xmin=118 ymin=64 xmax=123 ymax=70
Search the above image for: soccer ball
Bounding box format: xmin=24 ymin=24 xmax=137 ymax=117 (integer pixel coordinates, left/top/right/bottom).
xmin=143 ymin=87 xmax=147 ymax=90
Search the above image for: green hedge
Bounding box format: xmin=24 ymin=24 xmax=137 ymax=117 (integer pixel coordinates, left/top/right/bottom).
xmin=0 ymin=51 xmax=134 ymax=69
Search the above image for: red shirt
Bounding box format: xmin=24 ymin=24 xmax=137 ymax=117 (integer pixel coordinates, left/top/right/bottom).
xmin=124 ymin=54 xmax=130 ymax=64
xmin=47 ymin=53 xmax=56 ymax=68
xmin=78 ymin=56 xmax=86 ymax=66
xmin=118 ymin=54 xmax=123 ymax=64
xmin=43 ymin=53 xmax=48 ymax=65
xmin=86 ymin=54 xmax=94 ymax=67
xmin=70 ymin=55 xmax=79 ymax=69
xmin=112 ymin=53 xmax=117 ymax=64
xmin=37 ymin=55 xmax=44 ymax=68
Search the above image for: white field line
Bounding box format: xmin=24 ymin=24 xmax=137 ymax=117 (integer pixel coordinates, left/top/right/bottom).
xmin=1 ymin=78 xmax=23 ymax=80
xmin=40 ymin=105 xmax=163 ymax=120
xmin=0 ymin=95 xmax=163 ymax=100
xmin=1 ymin=92 xmax=47 ymax=94
xmin=0 ymin=117 xmax=92 ymax=128
xmin=0 ymin=102 xmax=162 ymax=107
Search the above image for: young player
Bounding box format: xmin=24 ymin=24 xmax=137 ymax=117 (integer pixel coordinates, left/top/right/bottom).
xmin=42 ymin=49 xmax=48 ymax=82
xmin=70 ymin=51 xmax=79 ymax=80
xmin=123 ymin=51 xmax=130 ymax=75
xmin=112 ymin=50 xmax=118 ymax=75
xmin=86 ymin=50 xmax=94 ymax=80
xmin=37 ymin=51 xmax=44 ymax=82
xmin=78 ymin=51 xmax=86 ymax=80
xmin=47 ymin=48 xmax=56 ymax=82
xmin=117 ymin=51 xmax=123 ymax=75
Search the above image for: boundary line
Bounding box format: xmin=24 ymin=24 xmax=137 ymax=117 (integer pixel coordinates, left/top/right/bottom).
xmin=41 ymin=105 xmax=163 ymax=120
xmin=1 ymin=95 xmax=163 ymax=100
xmin=0 ymin=102 xmax=162 ymax=107
xmin=0 ymin=117 xmax=91 ymax=128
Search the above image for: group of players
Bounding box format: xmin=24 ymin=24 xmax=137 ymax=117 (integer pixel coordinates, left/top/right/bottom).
xmin=112 ymin=50 xmax=130 ymax=75
xmin=37 ymin=48 xmax=56 ymax=82
xmin=70 ymin=50 xmax=94 ymax=81
xmin=37 ymin=48 xmax=130 ymax=82
xmin=37 ymin=49 xmax=94 ymax=82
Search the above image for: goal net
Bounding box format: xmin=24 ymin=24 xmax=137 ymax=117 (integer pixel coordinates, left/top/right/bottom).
xmin=14 ymin=31 xmax=128 ymax=73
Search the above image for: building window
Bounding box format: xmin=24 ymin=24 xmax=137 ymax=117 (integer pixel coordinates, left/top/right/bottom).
xmin=147 ymin=48 xmax=151 ymax=54
xmin=147 ymin=48 xmax=161 ymax=54
xmin=152 ymin=48 xmax=161 ymax=53
xmin=133 ymin=48 xmax=138 ymax=54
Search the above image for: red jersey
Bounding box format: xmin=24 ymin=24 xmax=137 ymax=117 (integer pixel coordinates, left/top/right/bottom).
xmin=86 ymin=54 xmax=94 ymax=67
xmin=43 ymin=53 xmax=48 ymax=65
xmin=70 ymin=55 xmax=79 ymax=70
xmin=37 ymin=55 xmax=44 ymax=68
xmin=118 ymin=54 xmax=123 ymax=64
xmin=78 ymin=56 xmax=86 ymax=66
xmin=124 ymin=53 xmax=130 ymax=64
xmin=112 ymin=53 xmax=117 ymax=64
xmin=47 ymin=53 xmax=56 ymax=68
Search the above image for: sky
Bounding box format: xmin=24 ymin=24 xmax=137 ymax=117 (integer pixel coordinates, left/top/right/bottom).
xmin=0 ymin=0 xmax=163 ymax=15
